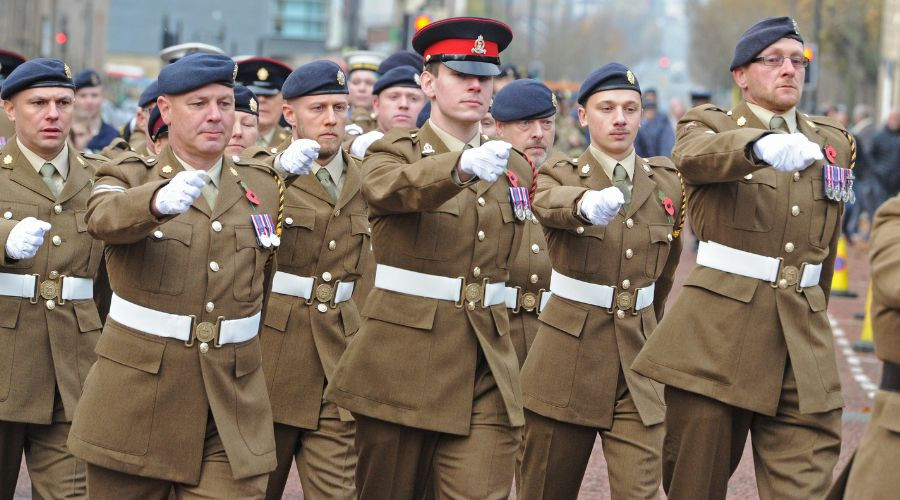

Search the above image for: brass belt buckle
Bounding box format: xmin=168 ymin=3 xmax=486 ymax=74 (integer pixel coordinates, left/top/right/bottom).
xmin=29 ymin=274 xmax=40 ymax=304
xmin=769 ymin=257 xmax=785 ymax=288
xmin=186 ymin=316 xmax=223 ymax=348
xmin=795 ymin=262 xmax=809 ymax=293
xmin=39 ymin=272 xmax=64 ymax=305
xmin=304 ymin=278 xmax=317 ymax=306
xmin=521 ymin=291 xmax=538 ymax=312
xmin=617 ymin=290 xmax=638 ymax=315
xmin=316 ymin=282 xmax=335 ymax=304
xmin=454 ymin=277 xmax=467 ymax=309
xmin=511 ymin=286 xmax=523 ymax=314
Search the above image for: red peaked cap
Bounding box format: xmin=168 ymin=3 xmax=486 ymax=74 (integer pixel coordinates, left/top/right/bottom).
xmin=412 ymin=17 xmax=513 ymax=77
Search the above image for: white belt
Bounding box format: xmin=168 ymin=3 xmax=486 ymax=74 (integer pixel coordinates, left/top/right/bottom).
xmin=108 ymin=293 xmax=260 ymax=345
xmin=549 ymin=270 xmax=655 ymax=311
xmin=503 ymin=287 xmax=552 ymax=313
xmin=0 ymin=272 xmax=93 ymax=302
xmin=374 ymin=264 xmax=507 ymax=307
xmin=697 ymin=241 xmax=822 ymax=289
xmin=271 ymin=271 xmax=355 ymax=305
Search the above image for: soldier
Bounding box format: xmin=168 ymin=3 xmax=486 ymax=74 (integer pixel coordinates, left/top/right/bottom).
xmin=249 ymin=59 xmax=372 ymax=500
xmin=348 ymin=65 xmax=426 ymax=159
xmin=67 ymin=52 xmax=309 ymax=496
xmin=145 ymin=105 xmax=169 ymax=156
xmin=0 ymin=50 xmax=26 ymax=147
xmin=345 ymin=50 xmax=385 ymax=136
xmin=377 ymin=50 xmax=423 ymax=75
xmin=0 ymin=57 xmax=107 ymax=500
xmin=225 ymin=84 xmax=259 ymax=157
xmin=73 ymin=70 xmax=119 ymax=152
xmin=235 ymin=57 xmax=292 ymax=150
xmin=326 ymin=17 xmax=532 ymax=499
xmin=124 ymin=80 xmax=160 ymax=157
xmin=518 ymin=64 xmax=684 ymax=500
xmin=632 ymin=17 xmax=849 ymax=499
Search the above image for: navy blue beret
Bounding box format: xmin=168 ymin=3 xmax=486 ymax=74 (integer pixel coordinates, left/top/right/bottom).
xmin=74 ymin=69 xmax=102 ymax=90
xmin=148 ymin=106 xmax=168 ymax=141
xmin=373 ymin=66 xmax=421 ymax=95
xmin=235 ymin=57 xmax=292 ymax=96
xmin=499 ymin=64 xmax=520 ymax=79
xmin=234 ymin=84 xmax=258 ymax=116
xmin=577 ymin=62 xmax=641 ymax=106
xmin=282 ymin=60 xmax=348 ymax=100
xmin=491 ymin=79 xmax=557 ymax=122
xmin=0 ymin=58 xmax=75 ymax=100
xmin=416 ymin=100 xmax=431 ymax=128
xmin=138 ymin=80 xmax=160 ymax=108
xmin=0 ymin=50 xmax=26 ymax=80
xmin=690 ymin=88 xmax=711 ymax=101
xmin=730 ymin=17 xmax=803 ymax=71
xmin=378 ymin=51 xmax=423 ymax=75
xmin=158 ymin=53 xmax=236 ymax=95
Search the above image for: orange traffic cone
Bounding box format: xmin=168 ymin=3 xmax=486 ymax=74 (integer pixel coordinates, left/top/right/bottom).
xmin=853 ymin=285 xmax=875 ymax=352
xmin=831 ymin=236 xmax=858 ymax=297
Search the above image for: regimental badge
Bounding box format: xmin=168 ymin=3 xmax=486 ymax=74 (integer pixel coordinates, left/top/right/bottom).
xmin=551 ymin=93 xmax=558 ymax=109
xmin=3 ymin=155 xmax=12 ymax=165
xmin=161 ymin=165 xmax=173 ymax=174
xmin=737 ymin=116 xmax=747 ymax=127
xmin=471 ymin=35 xmax=487 ymax=55
xmin=792 ymin=18 xmax=800 ymax=35
xmin=422 ymin=143 xmax=435 ymax=155
xmin=257 ymin=67 xmax=269 ymax=81
xmin=232 ymin=64 xmax=238 ymax=80
xmin=337 ymin=70 xmax=346 ymax=86
xmin=250 ymin=97 xmax=258 ymax=113
xmin=626 ymin=70 xmax=635 ymax=85
xmin=581 ymin=164 xmax=590 ymax=174
xmin=414 ymin=73 xmax=421 ymax=86
xmin=230 ymin=167 xmax=238 ymax=176
xmin=90 ymin=74 xmax=100 ymax=86
xmin=64 ymin=64 xmax=72 ymax=79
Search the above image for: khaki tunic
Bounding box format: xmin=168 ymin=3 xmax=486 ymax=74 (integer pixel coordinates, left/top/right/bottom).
xmin=68 ymin=145 xmax=282 ymax=483
xmin=0 ymin=138 xmax=105 ymax=424
xmin=127 ymin=127 xmax=149 ymax=158
xmin=0 ymin=112 xmax=14 ymax=146
xmin=506 ymin=216 xmax=550 ymax=365
xmin=632 ymin=101 xmax=849 ymax=415
xmin=349 ymin=108 xmax=377 ymax=135
xmin=523 ymin=151 xmax=683 ymax=428
xmin=326 ymin=122 xmax=532 ymax=434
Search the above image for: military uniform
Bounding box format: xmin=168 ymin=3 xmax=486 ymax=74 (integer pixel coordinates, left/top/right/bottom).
xmin=349 ymin=107 xmax=377 ymax=135
xmin=0 ymin=50 xmax=27 ymax=148
xmin=236 ymin=57 xmax=293 ymax=152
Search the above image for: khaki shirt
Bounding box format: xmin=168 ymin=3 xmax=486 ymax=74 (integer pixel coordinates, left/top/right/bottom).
xmin=746 ymin=102 xmax=798 ymax=133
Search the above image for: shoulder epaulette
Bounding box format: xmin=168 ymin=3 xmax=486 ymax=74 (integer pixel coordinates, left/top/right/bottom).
xmin=804 ymin=113 xmax=847 ymax=132
xmin=110 ymin=151 xmax=156 ymax=167
xmin=241 ymin=145 xmax=275 ymax=160
xmin=80 ymin=152 xmax=109 ymax=162
xmin=383 ymin=127 xmax=419 ymax=145
xmin=645 ymin=155 xmax=677 ymax=170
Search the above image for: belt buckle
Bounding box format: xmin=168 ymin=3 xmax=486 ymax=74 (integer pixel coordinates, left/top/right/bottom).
xmin=39 ymin=273 xmax=64 ymax=305
xmin=535 ymin=289 xmax=547 ymax=314
xmin=454 ymin=277 xmax=467 ymax=309
xmin=186 ymin=316 xmax=223 ymax=348
xmin=29 ymin=273 xmax=40 ymax=304
xmin=616 ymin=290 xmax=638 ymax=315
xmin=521 ymin=291 xmax=538 ymax=312
xmin=315 ymin=281 xmax=338 ymax=307
xmin=795 ymin=262 xmax=808 ymax=293
xmin=511 ymin=286 xmax=523 ymax=314
xmin=464 ymin=279 xmax=487 ymax=309
xmin=769 ymin=257 xmax=785 ymax=289
xmin=606 ymin=286 xmax=618 ymax=315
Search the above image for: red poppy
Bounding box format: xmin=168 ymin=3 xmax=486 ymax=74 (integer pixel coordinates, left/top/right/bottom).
xmin=663 ymin=197 xmax=675 ymax=216
xmin=245 ymin=189 xmax=260 ymax=205
xmin=825 ymin=145 xmax=838 ymax=164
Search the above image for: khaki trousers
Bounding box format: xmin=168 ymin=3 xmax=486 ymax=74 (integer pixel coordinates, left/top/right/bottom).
xmin=841 ymin=390 xmax=900 ymax=499
xmin=265 ymin=400 xmax=356 ymax=500
xmin=663 ymin=363 xmax=842 ymax=500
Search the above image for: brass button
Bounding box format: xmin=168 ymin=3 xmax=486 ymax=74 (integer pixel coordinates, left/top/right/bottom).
xmin=744 ymin=173 xmax=753 ymax=180
xmin=626 ymin=218 xmax=634 ymax=229
xmin=46 ymin=299 xmax=55 ymax=310
xmin=473 ymin=267 xmax=481 ymax=278
xmin=791 ymin=206 xmax=800 ymax=216
xmin=317 ymin=303 xmax=328 ymax=313
xmin=196 ymin=322 xmax=216 ymax=343
xmin=466 ymin=302 xmax=476 ymax=311
xmin=322 ymin=272 xmax=333 ymax=282
xmin=211 ymin=221 xmax=222 ymax=232
xmin=616 ymin=310 xmax=625 ymax=319
xmin=784 ymin=242 xmax=795 ymax=253
xmin=285 ymin=217 xmax=294 ymax=226
xmin=531 ymin=244 xmax=540 ymax=254
xmin=209 ymin=261 xmax=220 ymax=272
xmin=793 ymin=172 xmax=800 ymax=181
xmin=778 ymin=279 xmax=788 ymax=289
xmin=622 ymin=279 xmax=631 ymax=290
xmin=576 ymin=226 xmax=584 ymax=234
xmin=199 ymin=342 xmax=209 ymax=354
xmin=153 ymin=230 xmax=164 ymax=239
xmin=530 ymin=274 xmax=539 ymax=284
xmin=464 ymin=283 xmax=481 ymax=303
xmin=477 ymin=230 xmax=485 ymax=241
xmin=51 ymin=235 xmax=61 ymax=246
xmin=625 ymin=249 xmax=634 ymax=259
xmin=206 ymin=302 xmax=214 ymax=312
xmin=477 ymin=197 xmax=486 ymax=207
xmin=328 ymin=240 xmax=336 ymax=250
xmin=54 ymin=205 xmax=62 ymax=214
xmin=48 ymin=270 xmax=59 ymax=280
xmin=334 ymin=209 xmax=341 ymax=217
xmin=3 ymin=211 xmax=11 ymax=219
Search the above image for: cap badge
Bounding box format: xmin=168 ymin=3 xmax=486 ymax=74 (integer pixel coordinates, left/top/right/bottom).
xmin=414 ymin=73 xmax=421 ymax=86
xmin=249 ymin=98 xmax=258 ymax=113
xmin=257 ymin=67 xmax=269 ymax=81
xmin=90 ymin=74 xmax=100 ymax=86
xmin=232 ymin=64 xmax=238 ymax=80
xmin=64 ymin=64 xmax=72 ymax=79
xmin=0 ymin=63 xmax=3 ymax=73
xmin=626 ymin=70 xmax=635 ymax=85
xmin=422 ymin=143 xmax=435 ymax=155
xmin=471 ymin=35 xmax=487 ymax=55
xmin=337 ymin=70 xmax=346 ymax=86
xmin=551 ymin=93 xmax=558 ymax=109
xmin=792 ymin=18 xmax=800 ymax=35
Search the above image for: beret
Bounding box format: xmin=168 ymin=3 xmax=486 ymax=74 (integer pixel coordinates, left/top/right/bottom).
xmin=416 ymin=100 xmax=431 ymax=128
xmin=282 ymin=59 xmax=348 ymax=99
xmin=235 ymin=57 xmax=292 ymax=96
xmin=159 ymin=42 xmax=224 ymax=65
xmin=491 ymin=79 xmax=557 ymax=122
xmin=730 ymin=17 xmax=803 ymax=71
xmin=74 ymin=69 xmax=102 ymax=90
xmin=138 ymin=80 xmax=160 ymax=108
xmin=499 ymin=64 xmax=520 ymax=80
xmin=690 ymin=88 xmax=712 ymax=101
xmin=413 ymin=17 xmax=513 ymax=77
xmin=378 ymin=51 xmax=423 ymax=75
xmin=158 ymin=53 xmax=236 ymax=95
xmin=578 ymin=62 xmax=640 ymax=106
xmin=0 ymin=58 xmax=75 ymax=100
xmin=346 ymin=50 xmax=385 ymax=73
xmin=0 ymin=50 xmax=27 ymax=80
xmin=373 ymin=65 xmax=421 ymax=95
xmin=234 ymin=84 xmax=258 ymax=116
xmin=148 ymin=106 xmax=168 ymax=141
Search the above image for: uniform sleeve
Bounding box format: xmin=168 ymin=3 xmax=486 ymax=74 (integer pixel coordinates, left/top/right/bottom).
xmin=532 ymin=163 xmax=590 ymax=229
xmin=870 ymin=197 xmax=900 ymax=309
xmin=672 ymin=108 xmax=772 ymax=185
xmin=653 ymin=231 xmax=683 ymax=321
xmin=86 ymin=162 xmax=173 ymax=244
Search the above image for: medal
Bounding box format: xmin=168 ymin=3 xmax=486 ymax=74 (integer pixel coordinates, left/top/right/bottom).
xmin=250 ymin=213 xmax=272 ymax=248
xmin=506 ymin=170 xmax=530 ymax=221
xmin=262 ymin=214 xmax=280 ymax=247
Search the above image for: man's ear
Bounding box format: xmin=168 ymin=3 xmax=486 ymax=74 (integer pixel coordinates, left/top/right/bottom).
xmin=282 ymin=101 xmax=297 ymax=128
xmin=577 ymin=106 xmax=588 ymax=128
xmin=157 ymin=96 xmax=172 ymax=125
xmin=420 ymin=70 xmax=437 ymax=100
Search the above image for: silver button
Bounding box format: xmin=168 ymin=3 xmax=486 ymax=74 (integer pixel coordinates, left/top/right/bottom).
xmin=622 ymin=279 xmax=631 ymax=290
xmin=473 ymin=267 xmax=481 ymax=278
xmin=744 ymin=173 xmax=753 ymax=180
xmin=477 ymin=231 xmax=485 ymax=241
xmin=625 ymin=249 xmax=634 ymax=259
xmin=616 ymin=310 xmax=625 ymax=319
xmin=626 ymin=218 xmax=634 ymax=229
xmin=334 ymin=209 xmax=341 ymax=217
xmin=328 ymin=240 xmax=337 ymax=250
xmin=576 ymin=226 xmax=584 ymax=234
xmin=530 ymin=274 xmax=539 ymax=284
xmin=791 ymin=206 xmax=800 ymax=216
xmin=285 ymin=217 xmax=294 ymax=226
xmin=793 ymin=172 xmax=800 ymax=181
xmin=51 ymin=235 xmax=61 ymax=246
xmin=317 ymin=303 xmax=328 ymax=313
xmin=3 ymin=211 xmax=11 ymax=219
xmin=211 ymin=221 xmax=222 ymax=232
xmin=322 ymin=272 xmax=333 ymax=282
xmin=477 ymin=197 xmax=486 ymax=207
xmin=199 ymin=342 xmax=209 ymax=354
xmin=531 ymin=244 xmax=540 ymax=254
xmin=206 ymin=302 xmax=214 ymax=312
xmin=46 ymin=300 xmax=55 ymax=310
xmin=209 ymin=261 xmax=220 ymax=272
xmin=784 ymin=242 xmax=795 ymax=253
xmin=54 ymin=205 xmax=62 ymax=214
xmin=49 ymin=271 xmax=59 ymax=280
xmin=153 ymin=230 xmax=164 ymax=239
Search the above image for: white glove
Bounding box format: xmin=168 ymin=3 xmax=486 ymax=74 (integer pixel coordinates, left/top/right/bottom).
xmin=5 ymin=217 xmax=51 ymax=260
xmin=580 ymin=187 xmax=625 ymax=226
xmin=458 ymin=140 xmax=512 ymax=183
xmin=345 ymin=123 xmax=364 ymax=136
xmin=153 ymin=170 xmax=207 ymax=215
xmin=280 ymin=139 xmax=320 ymax=176
xmin=752 ymin=133 xmax=824 ymax=172
xmin=350 ymin=130 xmax=384 ymax=159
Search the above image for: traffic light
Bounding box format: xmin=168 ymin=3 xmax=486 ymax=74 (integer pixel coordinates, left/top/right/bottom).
xmin=803 ymin=44 xmax=818 ymax=91
xmin=55 ymin=32 xmax=68 ymax=45
xmin=414 ymin=15 xmax=431 ymax=32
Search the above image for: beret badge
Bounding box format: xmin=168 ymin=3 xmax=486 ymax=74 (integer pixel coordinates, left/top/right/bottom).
xmin=792 ymin=18 xmax=800 ymax=35
xmin=626 ymin=70 xmax=635 ymax=85
xmin=232 ymin=64 xmax=238 ymax=80
xmin=64 ymin=64 xmax=72 ymax=79
xmin=551 ymin=93 xmax=558 ymax=109
xmin=337 ymin=70 xmax=346 ymax=86
xmin=414 ymin=73 xmax=421 ymax=86
xmin=249 ymin=97 xmax=258 ymax=113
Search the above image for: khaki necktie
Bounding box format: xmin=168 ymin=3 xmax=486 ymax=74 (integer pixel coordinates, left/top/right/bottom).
xmin=316 ymin=168 xmax=339 ymax=202
xmin=769 ymin=115 xmax=789 ymax=133
xmin=613 ymin=163 xmax=631 ymax=212
xmin=40 ymin=162 xmax=60 ymax=197
xmin=201 ymin=177 xmax=217 ymax=209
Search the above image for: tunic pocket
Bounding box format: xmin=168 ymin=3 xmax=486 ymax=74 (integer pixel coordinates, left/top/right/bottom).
xmin=808 ymin=174 xmax=839 ymax=249
xmin=645 ymin=223 xmax=672 ymax=278
xmin=283 ymin=205 xmax=316 ymax=268
xmin=138 ymin=220 xmax=192 ymax=295
xmin=233 ymin=225 xmax=266 ymax=303
xmin=726 ymin=172 xmax=776 ymax=232
xmin=412 ymin=198 xmax=459 ymax=260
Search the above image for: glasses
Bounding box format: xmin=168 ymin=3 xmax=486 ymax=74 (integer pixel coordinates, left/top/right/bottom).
xmin=751 ymin=55 xmax=809 ymax=68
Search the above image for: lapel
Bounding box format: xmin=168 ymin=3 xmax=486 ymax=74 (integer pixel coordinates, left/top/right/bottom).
xmin=335 ymin=149 xmax=360 ymax=211
xmin=294 ymin=160 xmax=335 ymax=205
xmin=626 ymin=156 xmax=658 ymax=218
xmin=576 ymin=149 xmax=613 ymax=191
xmin=158 ymin=146 xmax=212 ymax=217
xmin=796 ymin=112 xmax=828 ymax=150
xmin=56 ymin=148 xmax=91 ymax=204
xmin=212 ymin=157 xmax=244 ymax=219
xmin=730 ymin=101 xmax=767 ymax=130
xmin=5 ymin=140 xmax=56 ymax=201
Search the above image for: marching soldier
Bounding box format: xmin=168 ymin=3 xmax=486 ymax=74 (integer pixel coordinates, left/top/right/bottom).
xmin=67 ymin=52 xmax=308 ymax=496
xmin=235 ymin=57 xmax=292 ymax=150
xmin=252 ymin=59 xmax=372 ymax=500
xmin=345 ymin=50 xmax=385 ymax=136
xmin=225 ymin=84 xmax=260 ymax=157
xmin=519 ymin=64 xmax=684 ymax=499
xmin=348 ymin=65 xmax=427 ymax=159
xmin=0 ymin=50 xmax=27 ymax=146
xmin=633 ymin=17 xmax=849 ymax=499
xmin=326 ymin=17 xmax=532 ymax=499
xmin=73 ymin=70 xmax=119 ymax=152
xmin=0 ymin=57 xmax=107 ymax=500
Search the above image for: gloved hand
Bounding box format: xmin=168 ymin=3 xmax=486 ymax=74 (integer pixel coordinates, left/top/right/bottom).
xmin=345 ymin=123 xmax=364 ymax=136
xmin=458 ymin=140 xmax=512 ymax=183
xmin=5 ymin=217 xmax=51 ymax=260
xmin=579 ymin=187 xmax=625 ymax=226
xmin=152 ymin=170 xmax=207 ymax=215
xmin=280 ymin=139 xmax=320 ymax=176
xmin=752 ymin=133 xmax=824 ymax=172
xmin=350 ymin=130 xmax=384 ymax=159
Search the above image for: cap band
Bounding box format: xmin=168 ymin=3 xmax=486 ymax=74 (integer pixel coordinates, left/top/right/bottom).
xmin=424 ymin=38 xmax=499 ymax=59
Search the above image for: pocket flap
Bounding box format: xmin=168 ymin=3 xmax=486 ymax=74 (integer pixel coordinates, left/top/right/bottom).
xmin=0 ymin=201 xmax=38 ymax=220
xmin=350 ymin=214 xmax=370 ymax=235
xmin=235 ymin=339 xmax=262 ymax=378
xmin=685 ymin=266 xmax=760 ymax=303
xmin=154 ymin=220 xmax=192 ymax=246
xmin=499 ymin=202 xmax=514 ymax=223
xmin=649 ymin=223 xmax=672 ymax=244
xmin=95 ymin=327 xmax=165 ymax=374
xmin=362 ymin=288 xmax=437 ymax=330
xmin=538 ymin=296 xmax=589 ymax=337
xmin=73 ymin=300 xmax=102 ymax=333
xmin=285 ymin=205 xmax=316 ymax=230
xmin=803 ymin=285 xmax=827 ymax=312
xmin=434 ymin=198 xmax=460 ymax=216
xmin=263 ymin=293 xmax=293 ymax=332
xmin=75 ymin=210 xmax=89 ymax=233
xmin=340 ymin=300 xmax=361 ymax=336
xmin=0 ymin=297 xmax=21 ymax=329
xmin=743 ymin=169 xmax=777 ymax=187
